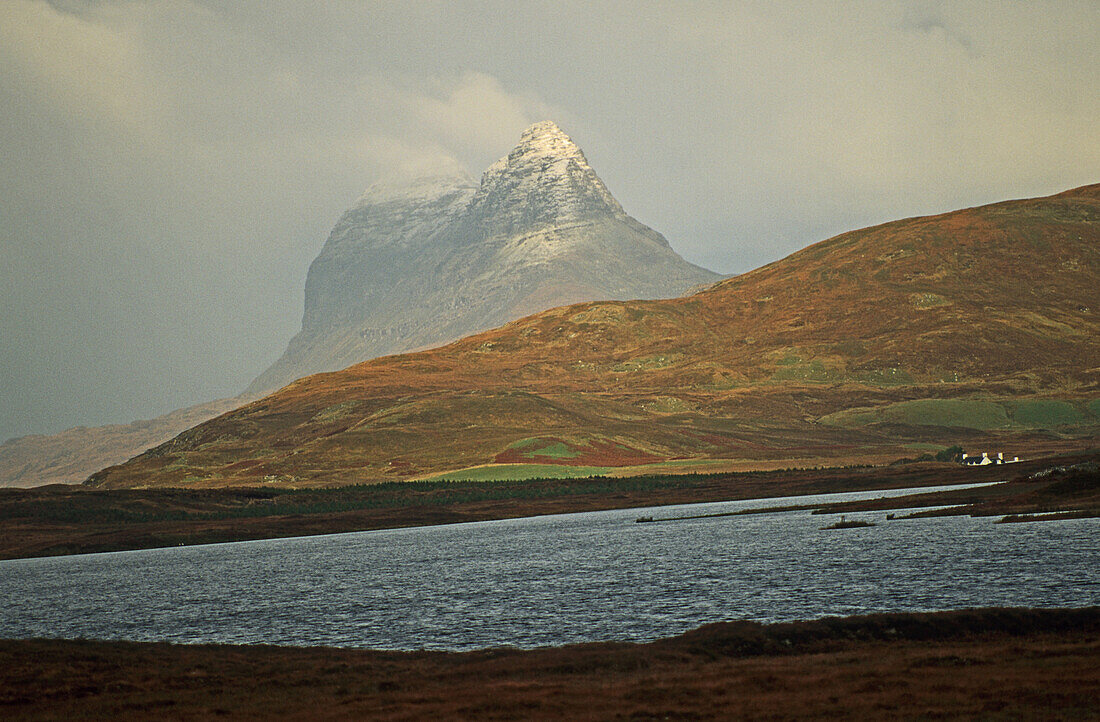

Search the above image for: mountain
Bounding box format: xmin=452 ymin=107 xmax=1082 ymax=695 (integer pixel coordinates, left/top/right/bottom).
xmin=88 ymin=184 xmax=1100 ymax=489
xmin=4 ymin=121 xmax=716 ymax=489
xmin=0 ymin=396 xmax=248 ymax=489
xmin=248 ymin=120 xmax=721 ymax=393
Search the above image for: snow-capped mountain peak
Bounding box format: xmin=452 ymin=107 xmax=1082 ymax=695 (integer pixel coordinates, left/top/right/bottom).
xmin=247 ymin=121 xmax=719 ymax=394
xmin=469 ymin=121 xmax=625 ymax=233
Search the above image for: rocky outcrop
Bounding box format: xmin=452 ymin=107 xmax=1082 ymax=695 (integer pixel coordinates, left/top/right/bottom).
xmin=248 ymin=121 xmax=720 ymax=394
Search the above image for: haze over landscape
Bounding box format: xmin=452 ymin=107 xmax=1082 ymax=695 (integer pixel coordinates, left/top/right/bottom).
xmin=249 ymin=120 xmax=719 ymax=394
xmin=1 ymin=4 xmax=1099 ymax=718
xmin=2 ymin=1 xmax=1098 ymax=444
xmin=0 ymin=119 xmax=721 ymax=487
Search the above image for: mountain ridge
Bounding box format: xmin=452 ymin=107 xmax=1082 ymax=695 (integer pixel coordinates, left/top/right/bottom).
xmin=88 ymin=183 xmax=1100 ymax=488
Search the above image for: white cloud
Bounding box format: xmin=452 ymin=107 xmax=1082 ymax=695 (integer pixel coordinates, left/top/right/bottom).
xmin=0 ymin=0 xmax=161 ymax=134
xmin=408 ymin=71 xmax=558 ymax=162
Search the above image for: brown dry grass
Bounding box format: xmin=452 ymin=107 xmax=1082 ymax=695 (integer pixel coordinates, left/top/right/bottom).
xmin=1 ymin=608 xmax=1097 ymax=720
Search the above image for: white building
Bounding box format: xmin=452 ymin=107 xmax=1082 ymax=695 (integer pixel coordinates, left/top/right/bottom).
xmin=961 ymin=451 xmax=1020 ymax=466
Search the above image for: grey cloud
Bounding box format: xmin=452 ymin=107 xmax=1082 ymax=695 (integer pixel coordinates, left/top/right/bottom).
xmin=0 ymin=0 xmax=1096 ymax=441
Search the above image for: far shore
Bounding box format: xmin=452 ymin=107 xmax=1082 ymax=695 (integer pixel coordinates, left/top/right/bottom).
xmin=1 ymin=450 xmax=1096 ymax=562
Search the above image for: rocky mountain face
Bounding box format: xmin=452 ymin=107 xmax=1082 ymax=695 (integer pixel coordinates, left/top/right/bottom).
xmin=247 ymin=121 xmax=720 ymax=394
xmin=89 ymin=184 xmax=1100 ymax=489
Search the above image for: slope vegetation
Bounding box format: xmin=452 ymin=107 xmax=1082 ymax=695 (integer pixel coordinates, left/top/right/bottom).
xmin=89 ymin=184 xmax=1100 ymax=488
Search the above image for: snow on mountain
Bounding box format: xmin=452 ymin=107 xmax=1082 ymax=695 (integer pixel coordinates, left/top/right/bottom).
xmin=247 ymin=121 xmax=721 ymax=394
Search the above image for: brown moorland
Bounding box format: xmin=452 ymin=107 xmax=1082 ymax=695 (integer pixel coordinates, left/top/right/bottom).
xmin=1 ymin=607 xmax=1097 ymax=720
xmin=88 ymin=184 xmax=1100 ymax=489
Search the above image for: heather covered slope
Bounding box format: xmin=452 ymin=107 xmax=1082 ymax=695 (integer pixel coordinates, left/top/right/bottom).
xmin=89 ymin=184 xmax=1100 ymax=488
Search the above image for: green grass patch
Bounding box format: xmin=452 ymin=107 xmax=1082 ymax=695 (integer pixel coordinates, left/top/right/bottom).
xmin=506 ymin=438 xmax=581 ymax=459
xmin=422 ymin=464 xmax=613 ymax=482
xmin=822 ymin=398 xmax=1100 ymax=430
xmin=879 ymin=399 xmax=1010 ymax=429
xmin=821 ymin=408 xmax=877 ymax=427
xmin=528 ymin=442 xmax=579 ymax=459
xmin=1010 ymin=400 xmax=1085 ymax=428
xmin=771 ymin=360 xmax=842 ymax=384
xmin=640 ymin=458 xmax=727 ymax=468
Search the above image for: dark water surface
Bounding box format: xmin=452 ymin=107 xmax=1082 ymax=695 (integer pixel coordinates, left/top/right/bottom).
xmin=1 ymin=484 xmax=1096 ymax=650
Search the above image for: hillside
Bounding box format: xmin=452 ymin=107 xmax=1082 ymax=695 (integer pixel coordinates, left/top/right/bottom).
xmin=0 ymin=396 xmax=249 ymax=489
xmin=88 ymin=184 xmax=1100 ymax=488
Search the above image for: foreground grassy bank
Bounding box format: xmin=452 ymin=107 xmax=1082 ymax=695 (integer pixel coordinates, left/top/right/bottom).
xmin=2 ymin=451 xmax=1096 ymax=561
xmin=1 ymin=607 xmax=1097 ymax=720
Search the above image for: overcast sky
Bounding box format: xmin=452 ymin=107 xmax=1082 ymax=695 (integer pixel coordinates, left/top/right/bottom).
xmin=1 ymin=0 xmax=1097 ymax=442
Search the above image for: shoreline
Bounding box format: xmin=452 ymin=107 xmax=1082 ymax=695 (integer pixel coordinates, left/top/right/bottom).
xmin=2 ymin=451 xmax=1096 ymax=562
xmin=2 ymin=607 xmax=1097 ymax=720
